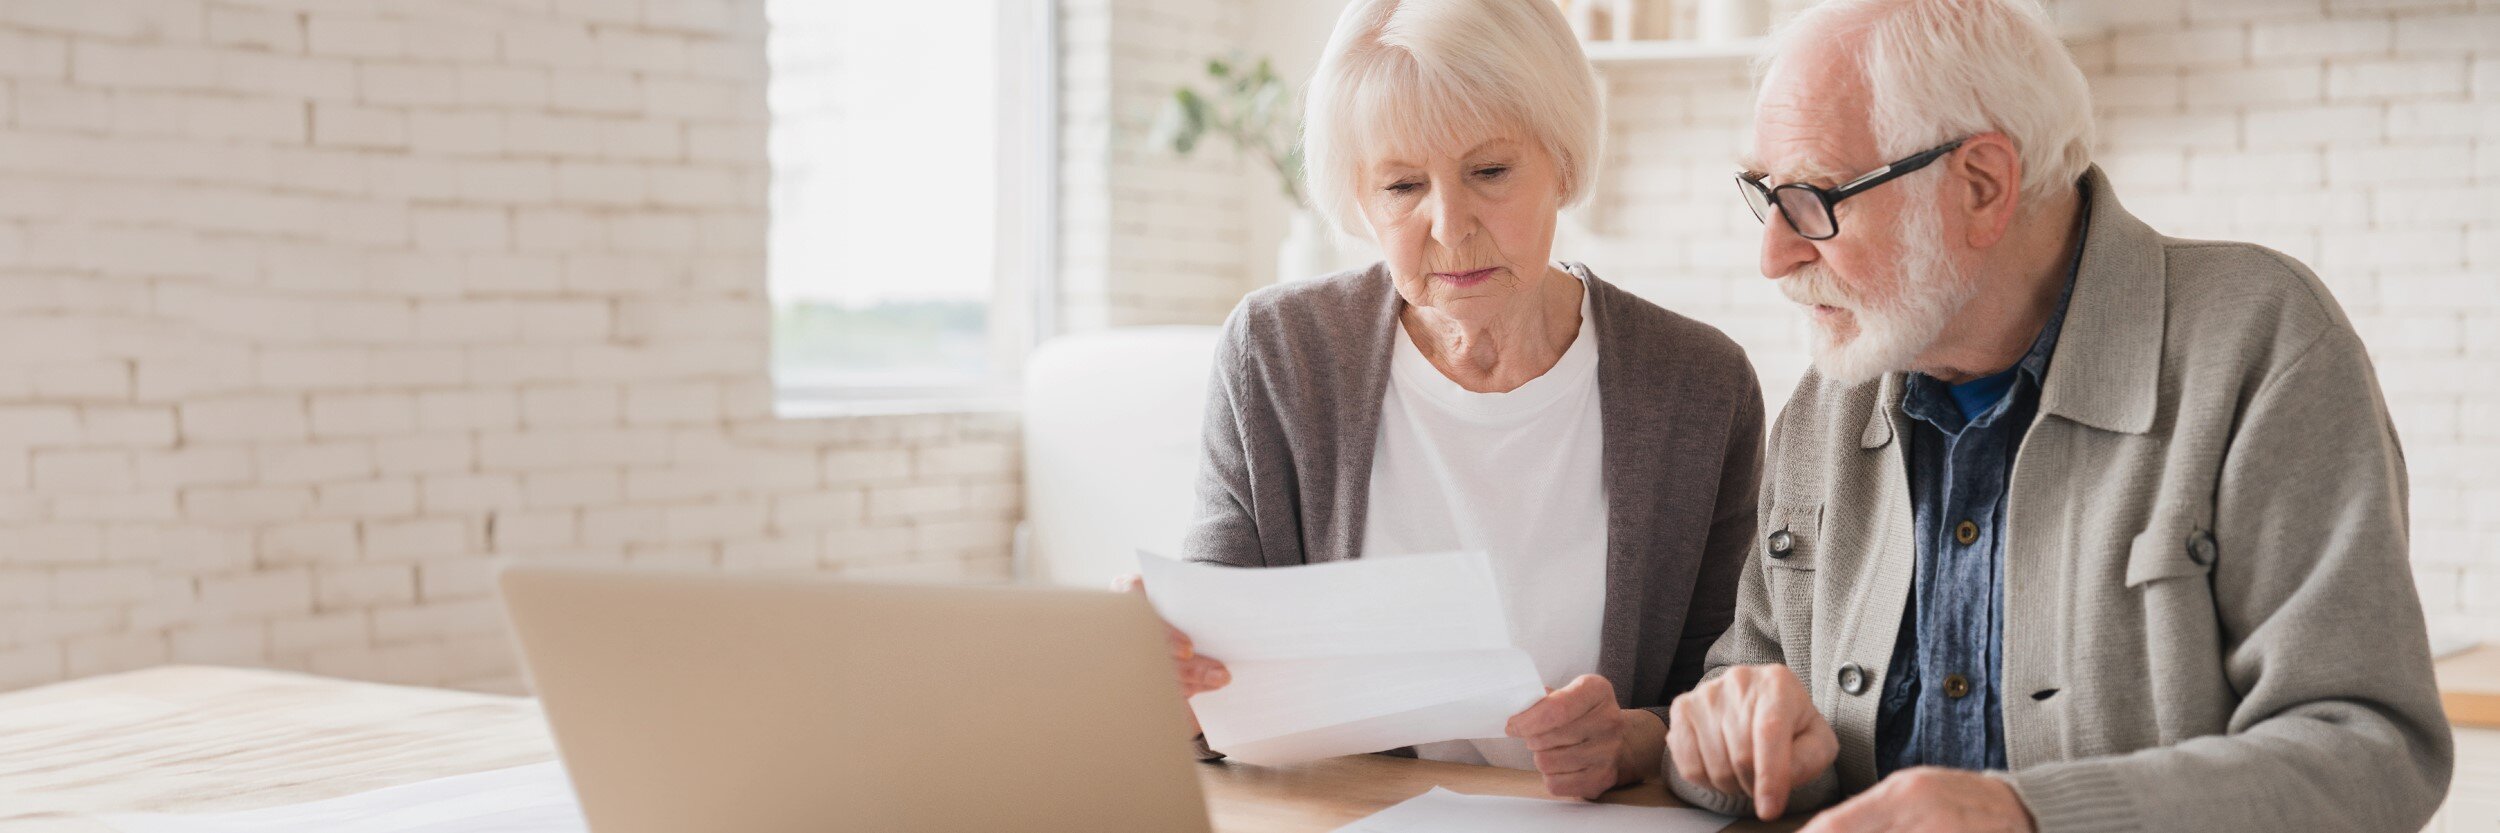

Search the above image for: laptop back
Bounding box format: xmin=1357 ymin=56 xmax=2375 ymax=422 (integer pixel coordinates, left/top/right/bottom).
xmin=500 ymin=567 xmax=1212 ymax=833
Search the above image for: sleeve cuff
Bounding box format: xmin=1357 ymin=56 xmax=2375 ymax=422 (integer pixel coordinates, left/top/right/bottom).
xmin=1999 ymin=762 xmax=2143 ymax=833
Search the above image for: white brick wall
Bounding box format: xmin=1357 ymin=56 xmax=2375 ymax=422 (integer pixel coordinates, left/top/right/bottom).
xmin=1587 ymin=0 xmax=2500 ymax=643
xmin=1055 ymin=0 xmax=1257 ymax=330
xmin=0 ymin=0 xmax=1023 ymax=694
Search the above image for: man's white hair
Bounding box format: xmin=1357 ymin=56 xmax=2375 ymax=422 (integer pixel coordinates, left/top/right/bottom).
xmin=1763 ymin=0 xmax=2094 ymax=204
xmin=1302 ymin=0 xmax=1603 ymax=236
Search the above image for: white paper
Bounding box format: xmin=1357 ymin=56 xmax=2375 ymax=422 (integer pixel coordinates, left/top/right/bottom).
xmin=1138 ymin=551 xmax=1547 ymax=765
xmin=1334 ymin=787 xmax=1737 ymax=833
xmin=98 ymin=762 xmax=586 ymax=833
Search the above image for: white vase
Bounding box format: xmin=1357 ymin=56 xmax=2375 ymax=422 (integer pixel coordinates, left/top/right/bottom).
xmin=1276 ymin=210 xmax=1375 ymax=284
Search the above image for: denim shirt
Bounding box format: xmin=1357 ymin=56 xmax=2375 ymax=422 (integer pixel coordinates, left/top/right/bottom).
xmin=1873 ymin=222 xmax=2085 ymax=778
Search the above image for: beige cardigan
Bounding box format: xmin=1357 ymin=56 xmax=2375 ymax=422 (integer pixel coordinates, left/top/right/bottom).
xmin=1666 ymin=168 xmax=2453 ymax=832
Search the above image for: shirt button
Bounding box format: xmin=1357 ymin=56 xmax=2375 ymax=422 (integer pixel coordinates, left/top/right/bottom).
xmin=1767 ymin=529 xmax=1796 ymax=559
xmin=1954 ymin=520 xmax=1979 ymax=546
xmin=1838 ymin=663 xmax=1870 ymax=695
xmin=1944 ymin=674 xmax=1972 ymax=699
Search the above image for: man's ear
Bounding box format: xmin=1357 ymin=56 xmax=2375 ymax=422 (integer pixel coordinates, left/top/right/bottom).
xmin=1949 ymin=133 xmax=2022 ymax=249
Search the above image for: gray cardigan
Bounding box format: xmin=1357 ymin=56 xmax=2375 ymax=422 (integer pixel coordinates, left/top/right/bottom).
xmin=1181 ymin=263 xmax=1766 ymax=727
xmin=1666 ymin=168 xmax=2454 ymax=832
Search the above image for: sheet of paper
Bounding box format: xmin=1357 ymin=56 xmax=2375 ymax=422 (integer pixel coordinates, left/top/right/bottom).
xmin=97 ymin=762 xmax=586 ymax=833
xmin=1138 ymin=551 xmax=1547 ymax=765
xmin=1334 ymin=787 xmax=1736 ymax=833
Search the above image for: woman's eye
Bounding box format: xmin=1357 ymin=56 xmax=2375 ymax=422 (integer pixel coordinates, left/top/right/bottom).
xmin=1475 ymin=166 xmax=1509 ymax=179
xmin=1384 ymin=181 xmax=1421 ymax=194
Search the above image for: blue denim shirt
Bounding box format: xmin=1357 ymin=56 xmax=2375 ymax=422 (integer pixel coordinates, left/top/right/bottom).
xmin=1873 ymin=230 xmax=2084 ymax=778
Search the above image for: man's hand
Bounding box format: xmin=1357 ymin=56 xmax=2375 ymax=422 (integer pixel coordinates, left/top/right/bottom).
xmin=1665 ymin=663 xmax=1838 ymax=820
xmin=1504 ymin=674 xmax=1662 ymax=799
xmin=1797 ymin=767 xmax=2035 ymax=833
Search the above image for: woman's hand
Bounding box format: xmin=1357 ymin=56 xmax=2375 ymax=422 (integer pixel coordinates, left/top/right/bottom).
xmin=1504 ymin=674 xmax=1662 ymax=799
xmin=1110 ymin=574 xmax=1231 ymax=726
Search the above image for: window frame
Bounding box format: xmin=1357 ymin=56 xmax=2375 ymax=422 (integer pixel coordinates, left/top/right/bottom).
xmin=767 ymin=0 xmax=1060 ymax=418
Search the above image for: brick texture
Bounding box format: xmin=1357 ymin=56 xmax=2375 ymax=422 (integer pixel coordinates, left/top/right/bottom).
xmin=0 ymin=0 xmax=1021 ymax=694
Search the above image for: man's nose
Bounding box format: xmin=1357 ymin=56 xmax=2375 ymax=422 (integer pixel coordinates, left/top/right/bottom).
xmin=1759 ymin=206 xmax=1819 ymax=281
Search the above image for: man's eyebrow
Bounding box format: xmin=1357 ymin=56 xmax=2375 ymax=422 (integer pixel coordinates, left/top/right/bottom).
xmin=1745 ymin=157 xmax=1851 ymax=186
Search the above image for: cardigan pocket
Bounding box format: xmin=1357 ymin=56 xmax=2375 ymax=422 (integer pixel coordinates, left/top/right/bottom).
xmin=1763 ymin=503 xmax=1822 ymax=572
xmin=1763 ymin=503 xmax=1823 ymax=668
xmin=2125 ymin=510 xmax=2217 ymax=587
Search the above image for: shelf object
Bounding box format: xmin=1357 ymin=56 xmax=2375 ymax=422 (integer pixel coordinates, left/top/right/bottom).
xmin=1581 ymin=36 xmax=1767 ymax=64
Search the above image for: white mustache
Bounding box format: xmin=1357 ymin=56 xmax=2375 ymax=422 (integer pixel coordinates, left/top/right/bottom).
xmin=1778 ymin=265 xmax=1859 ymax=312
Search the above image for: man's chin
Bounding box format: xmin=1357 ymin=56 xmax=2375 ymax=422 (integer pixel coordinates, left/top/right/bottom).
xmin=1808 ymin=334 xmax=1905 ymax=387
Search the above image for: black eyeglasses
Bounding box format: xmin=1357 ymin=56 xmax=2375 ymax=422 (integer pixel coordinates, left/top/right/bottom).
xmin=1736 ymin=137 xmax=1969 ymax=240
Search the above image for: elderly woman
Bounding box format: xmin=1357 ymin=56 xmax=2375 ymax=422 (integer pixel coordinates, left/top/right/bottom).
xmin=1150 ymin=0 xmax=1765 ymax=799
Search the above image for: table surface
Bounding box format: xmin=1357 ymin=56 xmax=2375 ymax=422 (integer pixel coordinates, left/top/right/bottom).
xmin=2438 ymin=644 xmax=2500 ymax=730
xmin=0 ymin=665 xmax=1799 ymax=832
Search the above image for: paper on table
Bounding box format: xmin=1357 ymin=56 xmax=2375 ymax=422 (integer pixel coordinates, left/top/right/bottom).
xmin=1137 ymin=550 xmax=1547 ymax=765
xmin=97 ymin=762 xmax=586 ymax=833
xmin=1334 ymin=787 xmax=1737 ymax=833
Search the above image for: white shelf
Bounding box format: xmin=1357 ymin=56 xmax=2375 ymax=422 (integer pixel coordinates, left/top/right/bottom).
xmin=1581 ymin=37 xmax=1768 ymax=64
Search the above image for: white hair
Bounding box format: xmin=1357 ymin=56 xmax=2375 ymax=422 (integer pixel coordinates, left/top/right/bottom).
xmin=1763 ymin=0 xmax=2094 ymax=204
xmin=1302 ymin=0 xmax=1603 ymax=236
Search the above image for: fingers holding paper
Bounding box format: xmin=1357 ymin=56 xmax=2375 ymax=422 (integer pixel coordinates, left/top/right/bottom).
xmin=1665 ymin=663 xmax=1837 ymax=821
xmin=1111 ymin=573 xmax=1232 ymax=699
xmin=1504 ymin=674 xmax=1659 ymax=800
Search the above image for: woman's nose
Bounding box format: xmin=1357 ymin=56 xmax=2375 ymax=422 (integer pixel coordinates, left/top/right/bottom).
xmin=1426 ymin=187 xmax=1475 ymax=251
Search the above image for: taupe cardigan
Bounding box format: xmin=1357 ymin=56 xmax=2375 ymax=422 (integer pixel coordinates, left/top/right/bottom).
xmin=1667 ymin=168 xmax=2454 ymax=831
xmin=1181 ymin=263 xmax=1766 ymax=728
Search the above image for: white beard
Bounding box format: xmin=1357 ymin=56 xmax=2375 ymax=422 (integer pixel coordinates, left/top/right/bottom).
xmin=1778 ymin=186 xmax=1974 ymax=387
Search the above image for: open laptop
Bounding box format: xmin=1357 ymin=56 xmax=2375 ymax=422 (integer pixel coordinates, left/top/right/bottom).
xmin=499 ymin=566 xmax=1214 ymax=833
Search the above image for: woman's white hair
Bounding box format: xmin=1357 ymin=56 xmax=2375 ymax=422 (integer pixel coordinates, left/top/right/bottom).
xmin=1764 ymin=0 xmax=2095 ymax=204
xmin=1302 ymin=0 xmax=1603 ymax=236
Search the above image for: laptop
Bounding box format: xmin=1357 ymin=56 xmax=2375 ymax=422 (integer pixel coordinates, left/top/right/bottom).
xmin=499 ymin=567 xmax=1214 ymax=833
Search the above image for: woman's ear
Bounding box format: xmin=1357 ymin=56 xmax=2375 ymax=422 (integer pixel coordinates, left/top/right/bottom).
xmin=1951 ymin=132 xmax=2022 ymax=249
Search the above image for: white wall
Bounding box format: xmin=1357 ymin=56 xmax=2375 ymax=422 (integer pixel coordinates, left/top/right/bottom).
xmin=1056 ymin=0 xmax=1256 ymax=328
xmin=0 ymin=0 xmax=1024 ymax=694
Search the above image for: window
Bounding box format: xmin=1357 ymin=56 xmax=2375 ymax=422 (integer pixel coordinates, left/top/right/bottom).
xmin=766 ymin=0 xmax=1055 ymax=415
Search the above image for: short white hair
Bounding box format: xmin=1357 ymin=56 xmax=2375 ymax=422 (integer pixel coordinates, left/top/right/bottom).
xmin=1302 ymin=0 xmax=1603 ymax=236
xmin=1763 ymin=0 xmax=2094 ymax=204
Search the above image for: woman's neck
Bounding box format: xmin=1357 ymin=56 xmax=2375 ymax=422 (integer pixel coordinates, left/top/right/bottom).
xmin=1400 ymin=265 xmax=1584 ymax=393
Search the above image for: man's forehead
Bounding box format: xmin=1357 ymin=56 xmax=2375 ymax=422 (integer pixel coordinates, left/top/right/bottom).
xmin=1741 ymin=37 xmax=1876 ymax=179
xmin=1744 ymin=68 xmax=1874 ymax=180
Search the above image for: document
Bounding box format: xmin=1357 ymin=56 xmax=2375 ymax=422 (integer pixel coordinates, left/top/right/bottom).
xmin=98 ymin=762 xmax=586 ymax=833
xmin=1136 ymin=550 xmax=1548 ymax=765
xmin=1334 ymin=787 xmax=1736 ymax=833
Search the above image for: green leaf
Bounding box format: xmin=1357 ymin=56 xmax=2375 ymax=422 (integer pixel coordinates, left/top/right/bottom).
xmin=1174 ymin=88 xmax=1209 ymax=153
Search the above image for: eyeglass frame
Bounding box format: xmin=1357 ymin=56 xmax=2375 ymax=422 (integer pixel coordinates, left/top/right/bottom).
xmin=1735 ymin=137 xmax=1970 ymax=241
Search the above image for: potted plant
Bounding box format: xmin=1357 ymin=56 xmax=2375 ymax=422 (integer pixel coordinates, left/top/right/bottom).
xmin=1152 ymin=54 xmax=1373 ymax=284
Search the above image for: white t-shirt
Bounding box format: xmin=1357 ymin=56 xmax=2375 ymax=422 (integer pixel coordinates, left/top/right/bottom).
xmin=1358 ymin=272 xmax=1609 ymax=770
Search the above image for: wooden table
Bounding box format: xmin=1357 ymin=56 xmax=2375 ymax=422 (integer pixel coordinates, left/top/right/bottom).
xmin=2437 ymin=644 xmax=2500 ymax=730
xmin=0 ymin=666 xmax=1797 ymax=832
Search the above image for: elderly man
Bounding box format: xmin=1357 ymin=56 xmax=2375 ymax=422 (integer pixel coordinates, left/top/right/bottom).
xmin=1661 ymin=0 xmax=2455 ymax=831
